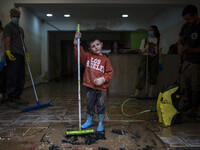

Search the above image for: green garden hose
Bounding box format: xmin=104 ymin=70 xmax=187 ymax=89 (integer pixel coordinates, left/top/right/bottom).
xmin=121 ymin=98 xmax=156 ymax=118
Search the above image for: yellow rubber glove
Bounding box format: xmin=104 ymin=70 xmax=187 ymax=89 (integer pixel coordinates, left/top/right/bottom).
xmin=5 ymin=50 xmax=16 ymax=61
xmin=26 ymin=52 xmax=30 ymax=64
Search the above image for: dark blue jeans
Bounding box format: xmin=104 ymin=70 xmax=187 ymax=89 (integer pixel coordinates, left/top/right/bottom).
xmin=0 ymin=67 xmax=6 ymax=93
xmin=86 ymin=87 xmax=107 ymax=115
xmin=6 ymin=53 xmax=25 ymax=101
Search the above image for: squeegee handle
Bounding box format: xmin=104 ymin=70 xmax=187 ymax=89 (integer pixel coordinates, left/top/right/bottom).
xmin=77 ymin=24 xmax=80 ymax=32
xmin=77 ymin=24 xmax=81 ymax=102
xmin=77 ymin=24 xmax=82 ymax=131
xmin=20 ymin=34 xmax=39 ymax=104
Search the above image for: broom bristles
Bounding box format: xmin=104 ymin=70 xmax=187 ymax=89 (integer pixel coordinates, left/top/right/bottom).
xmin=66 ymin=129 xmax=94 ymax=135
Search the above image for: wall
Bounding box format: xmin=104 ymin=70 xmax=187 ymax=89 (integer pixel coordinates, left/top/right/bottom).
xmin=0 ymin=0 xmax=43 ymax=86
xmin=150 ymin=7 xmax=184 ymax=54
xmin=130 ymin=31 xmax=147 ymax=49
xmin=19 ymin=7 xmax=43 ymax=86
xmin=41 ymin=23 xmax=57 ymax=81
xmin=37 ymin=3 xmax=196 ymax=80
xmin=149 ymin=3 xmax=200 ymax=54
xmin=0 ymin=0 xmax=14 ymax=26
xmin=48 ymin=31 xmax=122 ymax=80
xmin=1 ymin=0 xmax=200 ymax=84
xmin=60 ymin=41 xmax=77 ymax=78
xmin=109 ymin=54 xmax=181 ymax=96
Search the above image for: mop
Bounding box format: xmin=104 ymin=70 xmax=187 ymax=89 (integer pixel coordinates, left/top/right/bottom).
xmin=131 ymin=44 xmax=157 ymax=100
xmin=138 ymin=53 xmax=156 ymax=99
xmin=66 ymin=24 xmax=94 ymax=135
xmin=21 ymin=34 xmax=53 ymax=112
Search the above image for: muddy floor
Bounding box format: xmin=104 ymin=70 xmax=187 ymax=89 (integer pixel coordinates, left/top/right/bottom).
xmin=0 ymin=122 xmax=165 ymax=150
xmin=0 ymin=79 xmax=199 ymax=150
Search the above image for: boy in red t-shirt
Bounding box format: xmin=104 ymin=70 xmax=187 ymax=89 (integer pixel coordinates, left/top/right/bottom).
xmin=74 ymin=31 xmax=113 ymax=132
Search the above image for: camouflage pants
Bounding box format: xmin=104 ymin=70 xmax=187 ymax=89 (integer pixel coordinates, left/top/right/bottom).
xmin=136 ymin=55 xmax=159 ymax=90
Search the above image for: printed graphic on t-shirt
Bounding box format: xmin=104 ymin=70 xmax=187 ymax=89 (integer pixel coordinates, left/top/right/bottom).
xmin=191 ymin=32 xmax=198 ymax=40
xmin=148 ymin=42 xmax=157 ymax=56
xmin=86 ymin=57 xmax=105 ymax=73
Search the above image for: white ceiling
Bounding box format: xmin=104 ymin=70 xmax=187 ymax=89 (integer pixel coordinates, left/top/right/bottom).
xmin=19 ymin=4 xmax=184 ymax=22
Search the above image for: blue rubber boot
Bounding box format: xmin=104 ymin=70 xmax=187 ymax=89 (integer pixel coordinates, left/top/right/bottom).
xmin=97 ymin=114 xmax=105 ymax=132
xmin=81 ymin=113 xmax=94 ymax=129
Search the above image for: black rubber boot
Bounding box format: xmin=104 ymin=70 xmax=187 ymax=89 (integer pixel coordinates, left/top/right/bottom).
xmin=7 ymin=97 xmax=18 ymax=109
xmin=7 ymin=100 xmax=19 ymax=109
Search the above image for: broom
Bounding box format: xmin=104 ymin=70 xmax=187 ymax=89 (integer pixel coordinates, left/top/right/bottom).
xmin=66 ymin=24 xmax=94 ymax=135
xmin=20 ymin=34 xmax=53 ymax=112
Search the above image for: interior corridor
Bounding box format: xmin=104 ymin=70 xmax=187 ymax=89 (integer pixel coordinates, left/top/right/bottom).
xmin=0 ymin=78 xmax=199 ymax=150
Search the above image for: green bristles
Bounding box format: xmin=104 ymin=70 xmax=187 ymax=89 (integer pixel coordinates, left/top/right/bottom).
xmin=66 ymin=129 xmax=94 ymax=135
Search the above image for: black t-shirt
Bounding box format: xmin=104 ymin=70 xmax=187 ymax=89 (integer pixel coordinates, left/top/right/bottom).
xmin=179 ymin=23 xmax=200 ymax=63
xmin=3 ymin=22 xmax=25 ymax=56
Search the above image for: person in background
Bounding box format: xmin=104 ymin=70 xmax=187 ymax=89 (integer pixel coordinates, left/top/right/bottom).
xmin=3 ymin=8 xmax=30 ymax=109
xmin=178 ymin=4 xmax=200 ymax=120
xmin=0 ymin=19 xmax=6 ymax=103
xmin=73 ymin=31 xmax=113 ymax=132
xmin=131 ymin=25 xmax=163 ymax=97
xmin=168 ymin=43 xmax=178 ymax=54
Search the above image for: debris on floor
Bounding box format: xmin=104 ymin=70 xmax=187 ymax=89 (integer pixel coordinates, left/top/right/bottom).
xmin=0 ymin=81 xmax=199 ymax=149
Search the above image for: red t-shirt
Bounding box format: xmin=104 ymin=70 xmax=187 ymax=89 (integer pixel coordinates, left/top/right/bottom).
xmin=74 ymin=45 xmax=113 ymax=91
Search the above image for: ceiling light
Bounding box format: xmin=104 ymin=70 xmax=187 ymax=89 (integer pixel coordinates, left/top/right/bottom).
xmin=46 ymin=14 xmax=53 ymax=17
xmin=64 ymin=14 xmax=70 ymax=18
xmin=122 ymin=14 xmax=128 ymax=18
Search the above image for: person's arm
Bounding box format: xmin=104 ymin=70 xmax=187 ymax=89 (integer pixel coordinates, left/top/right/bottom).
xmin=5 ymin=36 xmax=16 ymax=61
xmin=74 ymin=31 xmax=88 ymax=65
xmin=74 ymin=45 xmax=88 ymax=66
xmin=158 ymin=48 xmax=163 ymax=70
xmin=94 ymin=58 xmax=113 ymax=86
xmin=183 ymin=46 xmax=200 ymax=54
xmin=177 ymin=37 xmax=184 ymax=56
xmin=158 ymin=41 xmax=163 ymax=70
xmin=177 ymin=36 xmax=200 ymax=54
xmin=158 ymin=48 xmax=162 ymax=59
xmin=140 ymin=38 xmax=148 ymax=53
xmin=0 ymin=31 xmax=6 ymax=63
xmin=102 ymin=59 xmax=113 ymax=83
xmin=5 ymin=36 xmax=11 ymax=50
xmin=4 ymin=25 xmax=16 ymax=61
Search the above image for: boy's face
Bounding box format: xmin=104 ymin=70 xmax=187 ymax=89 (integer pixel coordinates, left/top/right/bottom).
xmin=89 ymin=40 xmax=103 ymax=55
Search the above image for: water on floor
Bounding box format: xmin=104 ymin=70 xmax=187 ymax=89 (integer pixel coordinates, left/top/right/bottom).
xmin=0 ymin=78 xmax=199 ymax=150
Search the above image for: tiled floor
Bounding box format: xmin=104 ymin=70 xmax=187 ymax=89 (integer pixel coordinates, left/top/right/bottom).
xmin=0 ymin=78 xmax=199 ymax=150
